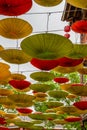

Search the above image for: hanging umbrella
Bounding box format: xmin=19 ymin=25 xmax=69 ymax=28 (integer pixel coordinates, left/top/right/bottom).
xmin=45 ymin=101 xmax=63 ymax=108
xmin=65 ymin=116 xmax=82 ymax=122
xmin=73 ymin=101 xmax=87 ymax=110
xmin=0 ymin=49 xmax=31 ymax=64
xmin=0 ymin=0 xmax=32 ymax=16
xmin=30 ymin=58 xmax=59 ymax=71
xmin=53 ymin=119 xmax=68 ymax=125
xmin=0 ymin=127 xmax=10 ymax=130
xmin=9 ymin=79 xmax=31 ymax=92
xmin=16 ymin=108 xmax=33 ymax=115
xmin=57 ymin=57 xmax=83 ymax=67
xmin=66 ymin=0 xmax=87 ymax=9
xmin=71 ymin=20 xmax=87 ymax=34
xmin=53 ymin=63 xmax=83 ymax=73
xmin=61 ymin=83 xmax=87 ymax=96
xmin=48 ymin=90 xmax=69 ymax=98
xmin=30 ymin=83 xmax=53 ymax=93
xmin=34 ymin=92 xmax=47 ymax=98
xmin=0 ymin=18 xmax=33 ymax=39
xmin=34 ymin=92 xmax=47 ymax=102
xmin=54 ymin=77 xmax=69 ymax=84
xmin=34 ymin=0 xmax=62 ymax=7
xmin=28 ymin=113 xmax=46 ymax=120
xmin=0 ymin=117 xmax=6 ymax=125
xmin=0 ymin=62 xmax=10 ymax=80
xmin=0 ymin=45 xmax=4 ymax=51
xmin=0 ymin=110 xmax=6 ymax=116
xmin=34 ymin=97 xmax=47 ymax=102
xmin=29 ymin=113 xmax=58 ymax=120
xmin=67 ymin=94 xmax=77 ymax=99
xmin=0 ymin=97 xmax=16 ymax=109
xmin=77 ymin=67 xmax=87 ymax=75
xmin=46 ymin=109 xmax=55 ymax=113
xmin=30 ymin=71 xmax=55 ymax=82
xmin=15 ymin=102 xmax=34 ymax=108
xmin=4 ymin=113 xmax=17 ymax=119
xmin=10 ymin=73 xmax=26 ymax=80
xmin=0 ymin=70 xmax=11 ymax=81
xmin=0 ymin=88 xmax=14 ymax=96
xmin=8 ymin=94 xmax=35 ymax=104
xmin=13 ymin=121 xmax=33 ymax=128
xmin=0 ymin=62 xmax=10 ymax=69
xmin=66 ymin=44 xmax=87 ymax=59
xmin=21 ymin=33 xmax=73 ymax=60
xmin=57 ymin=106 xmax=79 ymax=114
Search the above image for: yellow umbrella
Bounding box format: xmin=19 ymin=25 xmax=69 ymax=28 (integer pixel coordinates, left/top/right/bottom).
xmin=67 ymin=94 xmax=77 ymax=99
xmin=34 ymin=0 xmax=62 ymax=7
xmin=46 ymin=109 xmax=55 ymax=113
xmin=53 ymin=63 xmax=83 ymax=73
xmin=0 ymin=62 xmax=11 ymax=80
xmin=0 ymin=49 xmax=31 ymax=64
xmin=0 ymin=45 xmax=4 ymax=51
xmin=77 ymin=67 xmax=87 ymax=75
xmin=0 ymin=70 xmax=11 ymax=81
xmin=0 ymin=79 xmax=9 ymax=85
xmin=0 ymin=88 xmax=14 ymax=96
xmin=34 ymin=92 xmax=47 ymax=98
xmin=8 ymin=94 xmax=35 ymax=104
xmin=0 ymin=62 xmax=10 ymax=69
xmin=15 ymin=102 xmax=34 ymax=107
xmin=53 ymin=119 xmax=68 ymax=125
xmin=0 ymin=110 xmax=6 ymax=116
xmin=4 ymin=113 xmax=18 ymax=119
xmin=10 ymin=73 xmax=26 ymax=80
xmin=0 ymin=97 xmax=16 ymax=109
xmin=34 ymin=97 xmax=47 ymax=102
xmin=57 ymin=106 xmax=79 ymax=114
xmin=0 ymin=18 xmax=33 ymax=39
xmin=67 ymin=0 xmax=87 ymax=9
xmin=61 ymin=83 xmax=87 ymax=96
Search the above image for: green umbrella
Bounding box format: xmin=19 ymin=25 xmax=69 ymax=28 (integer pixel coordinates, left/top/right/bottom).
xmin=21 ymin=33 xmax=73 ymax=60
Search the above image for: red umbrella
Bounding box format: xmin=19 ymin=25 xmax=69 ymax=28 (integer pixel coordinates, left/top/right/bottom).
xmin=73 ymin=101 xmax=87 ymax=110
xmin=71 ymin=20 xmax=87 ymax=33
xmin=57 ymin=57 xmax=83 ymax=67
xmin=16 ymin=108 xmax=33 ymax=114
xmin=0 ymin=0 xmax=32 ymax=16
xmin=0 ymin=127 xmax=10 ymax=130
xmin=30 ymin=58 xmax=59 ymax=71
xmin=65 ymin=116 xmax=82 ymax=122
xmin=9 ymin=79 xmax=31 ymax=91
xmin=54 ymin=77 xmax=69 ymax=84
xmin=0 ymin=117 xmax=6 ymax=125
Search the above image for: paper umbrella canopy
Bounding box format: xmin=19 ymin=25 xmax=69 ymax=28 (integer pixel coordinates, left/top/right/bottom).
xmin=66 ymin=0 xmax=87 ymax=9
xmin=34 ymin=0 xmax=63 ymax=7
xmin=0 ymin=0 xmax=32 ymax=16
xmin=0 ymin=18 xmax=33 ymax=39
xmin=21 ymin=33 xmax=73 ymax=60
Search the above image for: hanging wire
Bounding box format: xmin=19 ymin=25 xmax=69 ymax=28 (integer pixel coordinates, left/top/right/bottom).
xmin=46 ymin=13 xmax=50 ymax=33
xmin=25 ymin=10 xmax=82 ymax=15
xmin=75 ymin=33 xmax=79 ymax=43
xmin=16 ymin=39 xmax=19 ymax=49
